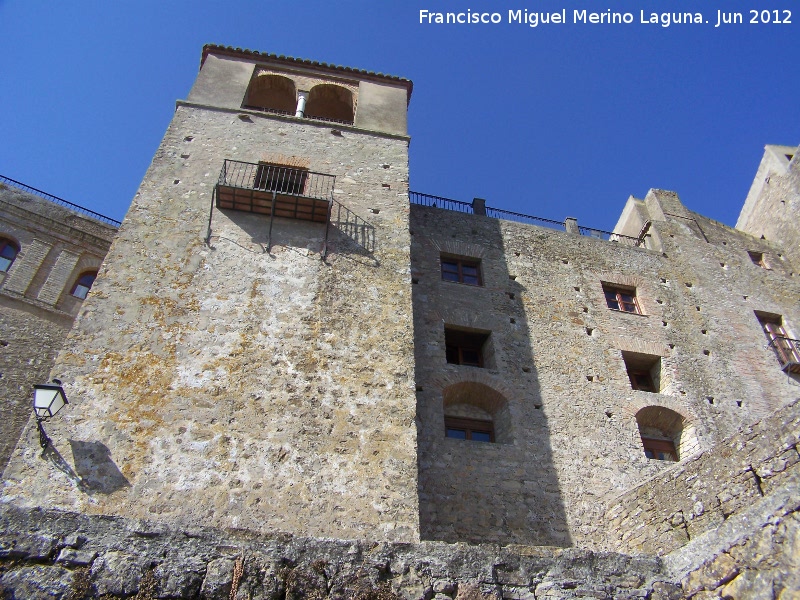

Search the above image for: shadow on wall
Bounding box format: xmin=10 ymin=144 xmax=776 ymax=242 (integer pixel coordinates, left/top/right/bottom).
xmin=69 ymin=439 xmax=130 ymax=494
xmin=213 ymin=203 xmax=376 ymax=260
xmin=411 ymin=205 xmax=571 ymax=547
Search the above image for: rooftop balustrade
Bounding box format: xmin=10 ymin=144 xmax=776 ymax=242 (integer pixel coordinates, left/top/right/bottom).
xmin=409 ymin=191 xmax=644 ymax=247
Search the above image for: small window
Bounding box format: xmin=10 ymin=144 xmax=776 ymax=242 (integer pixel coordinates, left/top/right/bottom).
xmin=603 ymin=284 xmax=640 ymax=314
xmin=747 ymin=251 xmax=768 ymax=269
xmin=71 ymin=271 xmax=97 ymax=300
xmin=254 ymin=163 xmax=308 ymax=195
xmin=0 ymin=238 xmax=20 ymax=272
xmin=445 ymin=327 xmax=489 ymax=367
xmin=441 ymin=257 xmax=482 ymax=286
xmin=636 ymin=406 xmax=686 ymax=462
xmin=757 ymin=312 xmax=800 ymax=373
xmin=622 ymin=351 xmax=661 ymax=393
xmin=641 ymin=437 xmax=678 ymax=461
xmin=445 ymin=416 xmax=494 ymax=442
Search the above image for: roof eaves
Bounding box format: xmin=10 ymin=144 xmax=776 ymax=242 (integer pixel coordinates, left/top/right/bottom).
xmin=201 ymin=44 xmax=413 ymax=99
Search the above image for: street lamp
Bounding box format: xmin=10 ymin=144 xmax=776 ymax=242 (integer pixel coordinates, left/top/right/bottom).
xmin=32 ymin=379 xmax=68 ymax=450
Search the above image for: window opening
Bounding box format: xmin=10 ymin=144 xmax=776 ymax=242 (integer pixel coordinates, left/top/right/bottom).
xmin=445 ymin=416 xmax=494 ymax=442
xmin=442 ymin=382 xmax=510 ymax=444
xmin=304 ymin=84 xmax=355 ymax=124
xmin=635 ymin=406 xmax=686 ymax=462
xmin=748 ymin=251 xmax=768 ymax=268
xmin=603 ymin=284 xmax=640 ymax=314
xmin=641 ymin=437 xmax=678 ymax=461
xmin=243 ymin=74 xmax=296 ymax=115
xmin=254 ymin=163 xmax=308 ymax=195
xmin=441 ymin=257 xmax=482 ymax=286
xmin=757 ymin=313 xmax=800 ymax=373
xmin=71 ymin=272 xmax=97 ymax=300
xmin=622 ymin=351 xmax=661 ymax=393
xmin=445 ymin=328 xmax=489 ymax=367
xmin=0 ymin=238 xmax=19 ymax=272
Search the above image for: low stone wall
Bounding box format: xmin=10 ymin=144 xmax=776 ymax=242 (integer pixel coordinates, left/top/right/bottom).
xmin=0 ymin=504 xmax=677 ymax=599
xmin=604 ymin=398 xmax=800 ymax=557
xmin=673 ymin=498 xmax=799 ymax=598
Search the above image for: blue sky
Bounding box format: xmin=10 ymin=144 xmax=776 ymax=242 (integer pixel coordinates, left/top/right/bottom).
xmin=1 ymin=0 xmax=797 ymax=231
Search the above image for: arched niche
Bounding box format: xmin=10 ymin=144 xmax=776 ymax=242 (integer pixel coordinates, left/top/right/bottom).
xmin=245 ymin=74 xmax=297 ymax=114
xmin=304 ymin=84 xmax=355 ymax=124
xmin=635 ymin=405 xmax=695 ymax=461
xmin=442 ymin=381 xmax=512 ymax=444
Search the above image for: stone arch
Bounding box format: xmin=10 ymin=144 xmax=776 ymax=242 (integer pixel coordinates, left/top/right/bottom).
xmin=305 ymin=84 xmax=354 ymax=123
xmin=245 ymin=74 xmax=297 ymax=114
xmin=635 ymin=405 xmax=696 ymax=461
xmin=442 ymin=381 xmax=512 ymax=443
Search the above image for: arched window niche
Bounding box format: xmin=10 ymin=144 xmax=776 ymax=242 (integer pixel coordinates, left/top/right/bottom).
xmin=635 ymin=405 xmax=696 ymax=462
xmin=70 ymin=271 xmax=97 ymax=300
xmin=304 ymin=84 xmax=355 ymax=124
xmin=0 ymin=237 xmax=20 ymax=273
xmin=244 ymin=74 xmax=297 ymax=115
xmin=442 ymin=381 xmax=512 ymax=444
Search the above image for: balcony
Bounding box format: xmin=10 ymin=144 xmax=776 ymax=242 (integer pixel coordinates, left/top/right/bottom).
xmin=767 ymin=337 xmax=800 ymax=374
xmin=215 ymin=160 xmax=335 ymax=223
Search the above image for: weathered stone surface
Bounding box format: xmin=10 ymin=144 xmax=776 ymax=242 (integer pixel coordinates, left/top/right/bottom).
xmin=605 ymin=398 xmax=799 ymax=557
xmin=0 ymin=565 xmax=76 ymax=599
xmin=0 ymin=504 xmax=669 ymax=600
xmin=55 ymin=547 xmax=96 ymax=566
xmin=90 ymin=550 xmax=148 ymax=596
xmin=199 ymin=557 xmax=235 ymax=599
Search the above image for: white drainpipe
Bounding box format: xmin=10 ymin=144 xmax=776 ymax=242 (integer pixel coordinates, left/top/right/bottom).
xmin=295 ymin=91 xmax=308 ymax=117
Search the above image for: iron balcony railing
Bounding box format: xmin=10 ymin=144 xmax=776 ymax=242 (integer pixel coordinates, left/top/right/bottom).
xmin=409 ymin=191 xmax=643 ymax=247
xmin=0 ymin=174 xmax=121 ymax=227
xmin=766 ymin=337 xmax=800 ymax=373
xmin=217 ymin=160 xmax=335 ymax=200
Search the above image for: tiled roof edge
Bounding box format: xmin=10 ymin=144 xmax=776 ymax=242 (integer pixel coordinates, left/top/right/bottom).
xmin=201 ymin=44 xmax=413 ymax=98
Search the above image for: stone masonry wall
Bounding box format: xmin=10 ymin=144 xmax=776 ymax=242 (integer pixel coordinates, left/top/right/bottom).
xmin=2 ymin=97 xmax=419 ymax=542
xmin=0 ymin=185 xmax=115 ymax=473
xmin=412 ymin=187 xmax=800 ymax=548
xmin=0 ymin=503 xmax=675 ymax=600
xmin=604 ymin=397 xmax=799 ymax=557
xmin=736 ymin=146 xmax=800 ymax=267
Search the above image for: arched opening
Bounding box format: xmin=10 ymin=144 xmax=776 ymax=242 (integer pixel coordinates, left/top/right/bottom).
xmin=70 ymin=271 xmax=97 ymax=300
xmin=442 ymin=381 xmax=511 ymax=444
xmin=244 ymin=74 xmax=296 ymax=114
xmin=304 ymin=84 xmax=354 ymax=124
xmin=635 ymin=406 xmax=686 ymax=461
xmin=0 ymin=237 xmax=20 ymax=273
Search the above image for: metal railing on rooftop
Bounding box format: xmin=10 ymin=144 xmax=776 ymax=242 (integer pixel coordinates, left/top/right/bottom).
xmin=409 ymin=191 xmax=643 ymax=247
xmin=0 ymin=174 xmax=121 ymax=227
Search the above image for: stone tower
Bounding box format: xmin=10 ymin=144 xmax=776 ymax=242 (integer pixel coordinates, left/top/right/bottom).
xmin=2 ymin=45 xmax=419 ymax=542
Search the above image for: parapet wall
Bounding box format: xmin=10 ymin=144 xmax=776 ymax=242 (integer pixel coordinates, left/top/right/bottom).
xmin=0 ymin=503 xmax=674 ymax=599
xmin=604 ymin=397 xmax=800 ymax=557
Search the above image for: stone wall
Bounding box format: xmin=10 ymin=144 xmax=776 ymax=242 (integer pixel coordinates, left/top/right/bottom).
xmin=0 ymin=185 xmax=115 ymax=473
xmin=412 ymin=186 xmax=800 ymax=548
xmin=0 ymin=503 xmax=675 ymax=600
xmin=2 ymin=63 xmax=419 ymax=542
xmin=736 ymin=145 xmax=800 ymax=267
xmin=604 ymin=398 xmax=799 ymax=557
